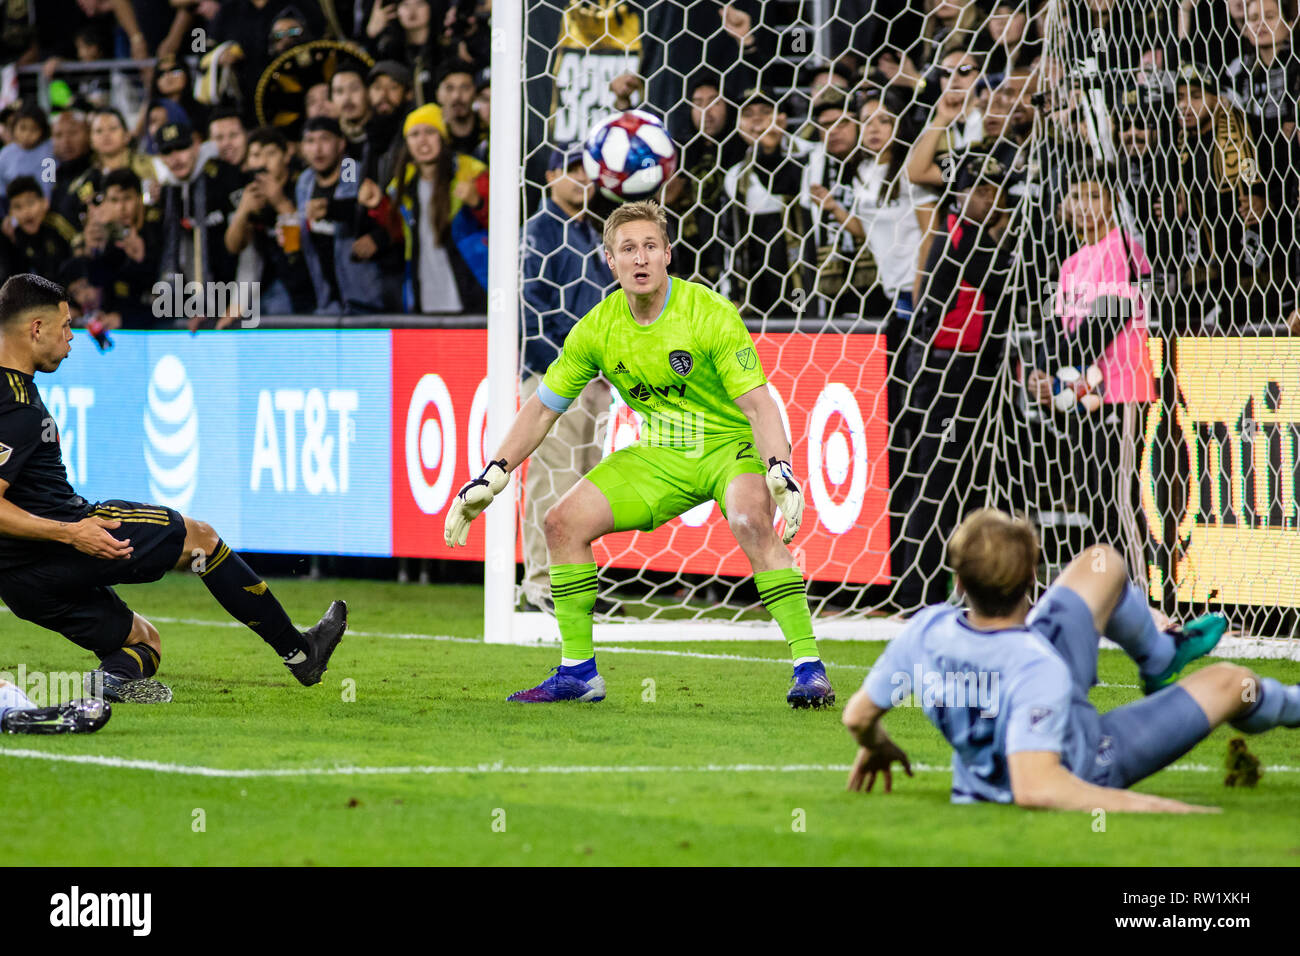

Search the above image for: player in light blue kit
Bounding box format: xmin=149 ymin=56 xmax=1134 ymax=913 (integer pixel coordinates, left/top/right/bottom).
xmin=842 ymin=509 xmax=1300 ymax=811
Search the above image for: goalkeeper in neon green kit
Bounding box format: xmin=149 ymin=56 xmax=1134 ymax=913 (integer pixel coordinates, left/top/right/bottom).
xmin=445 ymin=200 xmax=833 ymax=708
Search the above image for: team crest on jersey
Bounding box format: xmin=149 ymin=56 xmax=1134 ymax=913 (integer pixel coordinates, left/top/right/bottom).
xmin=668 ymin=350 xmax=693 ymax=376
xmin=0 ymin=442 xmax=10 ymax=466
xmin=736 ymin=347 xmax=756 ymax=370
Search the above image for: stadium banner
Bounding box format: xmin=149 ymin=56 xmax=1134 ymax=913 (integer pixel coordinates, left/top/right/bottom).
xmin=44 ymin=331 xmax=393 ymax=556
xmin=1144 ymin=338 xmax=1300 ymax=607
xmin=44 ymin=329 xmax=893 ymax=582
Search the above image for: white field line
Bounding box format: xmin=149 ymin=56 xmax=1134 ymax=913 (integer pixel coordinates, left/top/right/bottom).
xmin=1 ymin=605 xmax=1141 ymax=688
xmin=0 ymin=748 xmax=1295 ymax=779
xmin=0 ymin=605 xmax=1143 ymax=690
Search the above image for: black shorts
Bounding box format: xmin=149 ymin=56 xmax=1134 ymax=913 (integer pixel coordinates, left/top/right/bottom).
xmin=0 ymin=500 xmax=187 ymax=658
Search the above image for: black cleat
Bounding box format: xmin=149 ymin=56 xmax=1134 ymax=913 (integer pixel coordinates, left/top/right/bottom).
xmin=287 ymin=600 xmax=348 ymax=687
xmin=85 ymin=670 xmax=173 ymax=703
xmin=2 ymin=697 xmax=112 ymax=734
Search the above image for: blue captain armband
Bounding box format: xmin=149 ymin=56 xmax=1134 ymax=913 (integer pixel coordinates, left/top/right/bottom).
xmin=537 ymin=382 xmax=575 ymax=413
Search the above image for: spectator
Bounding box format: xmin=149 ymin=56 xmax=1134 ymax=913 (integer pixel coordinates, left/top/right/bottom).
xmin=367 ymin=0 xmax=439 ymax=103
xmin=0 ymin=104 xmax=54 ymax=211
xmin=973 ymin=1 xmax=1042 ymax=74
xmin=516 ymin=142 xmax=611 ymax=610
xmin=144 ymin=53 xmax=206 ymax=136
xmin=906 ymin=49 xmax=986 ymax=302
xmin=141 ymin=98 xmax=192 ymax=156
xmin=701 ymin=0 xmax=775 ymax=102
xmin=801 ymin=90 xmax=879 ymax=318
xmin=680 ymin=73 xmax=746 ymax=214
xmin=154 ymin=119 xmax=245 ymax=319
xmin=438 ymin=0 xmax=490 ymax=70
xmin=1026 ymin=164 xmax=1153 ymax=576
xmin=226 ymin=127 xmax=313 ymax=315
xmin=719 ymin=88 xmax=811 ymax=318
xmin=1113 ymin=89 xmax=1183 ymax=294
xmin=0 ymin=176 xmax=76 ymax=284
xmin=268 ymin=5 xmax=310 ymax=56
xmin=907 ymin=0 xmax=985 ymax=75
xmin=845 ymin=89 xmax=924 ymax=327
xmin=81 ymin=167 xmax=163 ymax=328
xmin=360 ymin=104 xmax=487 ymax=313
xmin=895 ymin=149 xmax=1017 ymax=609
xmin=50 ymin=109 xmax=93 ymax=217
xmin=365 ymin=60 xmax=415 ymax=180
xmin=208 ymin=108 xmax=250 ymax=169
xmin=1173 ymin=63 xmax=1256 ymax=331
xmin=296 ymin=116 xmax=386 ymax=314
xmin=306 ymin=82 xmax=338 ymax=121
xmin=794 ymin=60 xmax=859 ymax=141
xmin=433 ymin=59 xmax=488 ymax=157
xmin=62 ymin=108 xmax=162 ymax=229
xmin=331 ymin=66 xmax=373 ymax=166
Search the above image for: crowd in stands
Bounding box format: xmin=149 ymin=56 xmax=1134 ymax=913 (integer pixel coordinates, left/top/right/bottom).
xmin=0 ymin=0 xmax=491 ymax=326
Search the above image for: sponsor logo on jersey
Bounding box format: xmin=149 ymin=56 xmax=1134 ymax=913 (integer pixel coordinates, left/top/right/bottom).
xmin=628 ymin=382 xmax=687 ymax=403
xmin=1029 ymin=706 xmax=1053 ymax=730
xmin=668 ymin=350 xmax=693 ymax=377
xmin=611 ymin=361 xmax=629 ymax=374
xmin=736 ymin=347 xmax=756 ymax=370
xmin=0 ymin=441 xmax=10 ymax=466
xmin=628 ymin=382 xmax=653 ymax=402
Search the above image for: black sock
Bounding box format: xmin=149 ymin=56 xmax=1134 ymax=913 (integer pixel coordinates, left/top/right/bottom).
xmin=99 ymin=642 xmax=160 ymax=681
xmin=198 ymin=540 xmax=306 ymax=658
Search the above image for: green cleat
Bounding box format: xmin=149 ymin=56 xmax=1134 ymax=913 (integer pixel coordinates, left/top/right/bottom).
xmin=1142 ymin=613 xmax=1228 ymax=695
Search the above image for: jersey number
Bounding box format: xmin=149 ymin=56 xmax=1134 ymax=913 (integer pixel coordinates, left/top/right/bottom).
xmin=736 ymin=441 xmax=755 ymax=461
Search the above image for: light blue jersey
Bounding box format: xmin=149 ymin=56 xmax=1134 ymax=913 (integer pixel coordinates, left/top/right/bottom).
xmin=863 ymin=605 xmax=1102 ymax=803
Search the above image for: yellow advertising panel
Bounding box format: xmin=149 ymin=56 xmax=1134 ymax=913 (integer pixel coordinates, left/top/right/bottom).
xmin=1155 ymin=339 xmax=1300 ymax=605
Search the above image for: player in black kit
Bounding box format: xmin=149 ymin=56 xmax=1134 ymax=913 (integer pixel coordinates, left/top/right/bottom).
xmin=0 ymin=274 xmax=347 ymax=704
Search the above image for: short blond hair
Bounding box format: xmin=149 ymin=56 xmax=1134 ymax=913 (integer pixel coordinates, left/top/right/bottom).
xmin=602 ymin=199 xmax=670 ymax=251
xmin=947 ymin=509 xmax=1039 ymax=616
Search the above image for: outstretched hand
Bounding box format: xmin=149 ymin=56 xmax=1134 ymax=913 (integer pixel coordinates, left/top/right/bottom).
xmin=846 ymin=741 xmax=913 ymax=794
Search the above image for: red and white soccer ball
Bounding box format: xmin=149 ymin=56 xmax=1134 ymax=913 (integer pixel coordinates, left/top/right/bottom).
xmin=1053 ymin=365 xmax=1104 ymax=413
xmin=582 ymin=110 xmax=678 ymax=202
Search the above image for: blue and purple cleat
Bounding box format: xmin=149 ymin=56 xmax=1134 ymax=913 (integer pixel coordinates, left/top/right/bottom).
xmin=787 ymin=660 xmax=835 ymax=709
xmin=507 ymin=661 xmax=607 ymax=703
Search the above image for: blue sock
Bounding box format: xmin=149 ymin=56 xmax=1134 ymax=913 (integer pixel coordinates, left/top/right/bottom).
xmin=1105 ymin=583 xmax=1173 ymax=677
xmin=1231 ymin=677 xmax=1300 ymax=733
xmin=558 ymin=657 xmax=598 ymax=681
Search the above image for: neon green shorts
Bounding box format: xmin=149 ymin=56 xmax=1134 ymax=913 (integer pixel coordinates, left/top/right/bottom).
xmin=584 ymin=435 xmax=766 ymax=532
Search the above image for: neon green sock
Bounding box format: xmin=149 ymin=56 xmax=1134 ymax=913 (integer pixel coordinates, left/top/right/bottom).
xmin=755 ymin=567 xmax=819 ymax=662
xmin=550 ymin=562 xmax=598 ymax=661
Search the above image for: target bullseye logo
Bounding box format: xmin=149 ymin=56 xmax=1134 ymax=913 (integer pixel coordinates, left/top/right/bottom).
xmin=406 ymin=373 xmax=457 ymax=515
xmin=468 ymin=378 xmax=489 ymax=477
xmin=806 ymin=383 xmax=867 ymax=534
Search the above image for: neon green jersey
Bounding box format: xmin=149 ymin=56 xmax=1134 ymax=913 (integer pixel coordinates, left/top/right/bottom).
xmin=541 ymin=278 xmax=767 ymax=447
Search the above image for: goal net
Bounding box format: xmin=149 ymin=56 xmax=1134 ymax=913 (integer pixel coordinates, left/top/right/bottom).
xmin=489 ymin=0 xmax=1300 ymax=648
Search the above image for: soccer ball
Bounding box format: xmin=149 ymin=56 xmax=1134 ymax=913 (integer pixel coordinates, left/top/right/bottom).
xmin=582 ymin=110 xmax=678 ymax=202
xmin=1053 ymin=365 xmax=1104 ymax=413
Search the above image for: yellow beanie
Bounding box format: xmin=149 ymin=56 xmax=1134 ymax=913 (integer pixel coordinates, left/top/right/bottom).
xmin=403 ymin=104 xmax=447 ymax=138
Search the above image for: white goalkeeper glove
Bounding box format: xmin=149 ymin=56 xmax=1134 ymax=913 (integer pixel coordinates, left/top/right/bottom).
xmin=765 ymin=457 xmax=804 ymax=545
xmin=444 ymin=459 xmax=509 ymax=547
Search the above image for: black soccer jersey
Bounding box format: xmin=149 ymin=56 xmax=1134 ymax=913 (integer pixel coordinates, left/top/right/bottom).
xmin=0 ymin=366 xmax=89 ymax=570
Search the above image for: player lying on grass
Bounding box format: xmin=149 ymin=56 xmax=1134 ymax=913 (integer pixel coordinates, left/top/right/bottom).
xmin=445 ymin=200 xmax=833 ymax=707
xmin=839 ymin=508 xmax=1300 ymax=811
xmin=0 ymin=274 xmax=347 ymax=704
xmin=0 ymin=678 xmax=110 ymax=734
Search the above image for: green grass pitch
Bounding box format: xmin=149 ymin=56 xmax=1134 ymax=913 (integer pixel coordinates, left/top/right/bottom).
xmin=2 ymin=572 xmax=1299 ymax=866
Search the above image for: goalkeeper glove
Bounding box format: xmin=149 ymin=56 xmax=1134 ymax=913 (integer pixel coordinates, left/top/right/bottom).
xmin=766 ymin=457 xmax=804 ymax=545
xmin=444 ymin=459 xmax=509 ymax=547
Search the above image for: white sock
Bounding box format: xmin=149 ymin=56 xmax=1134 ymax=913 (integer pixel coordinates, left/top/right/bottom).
xmin=793 ymin=656 xmax=820 ymax=666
